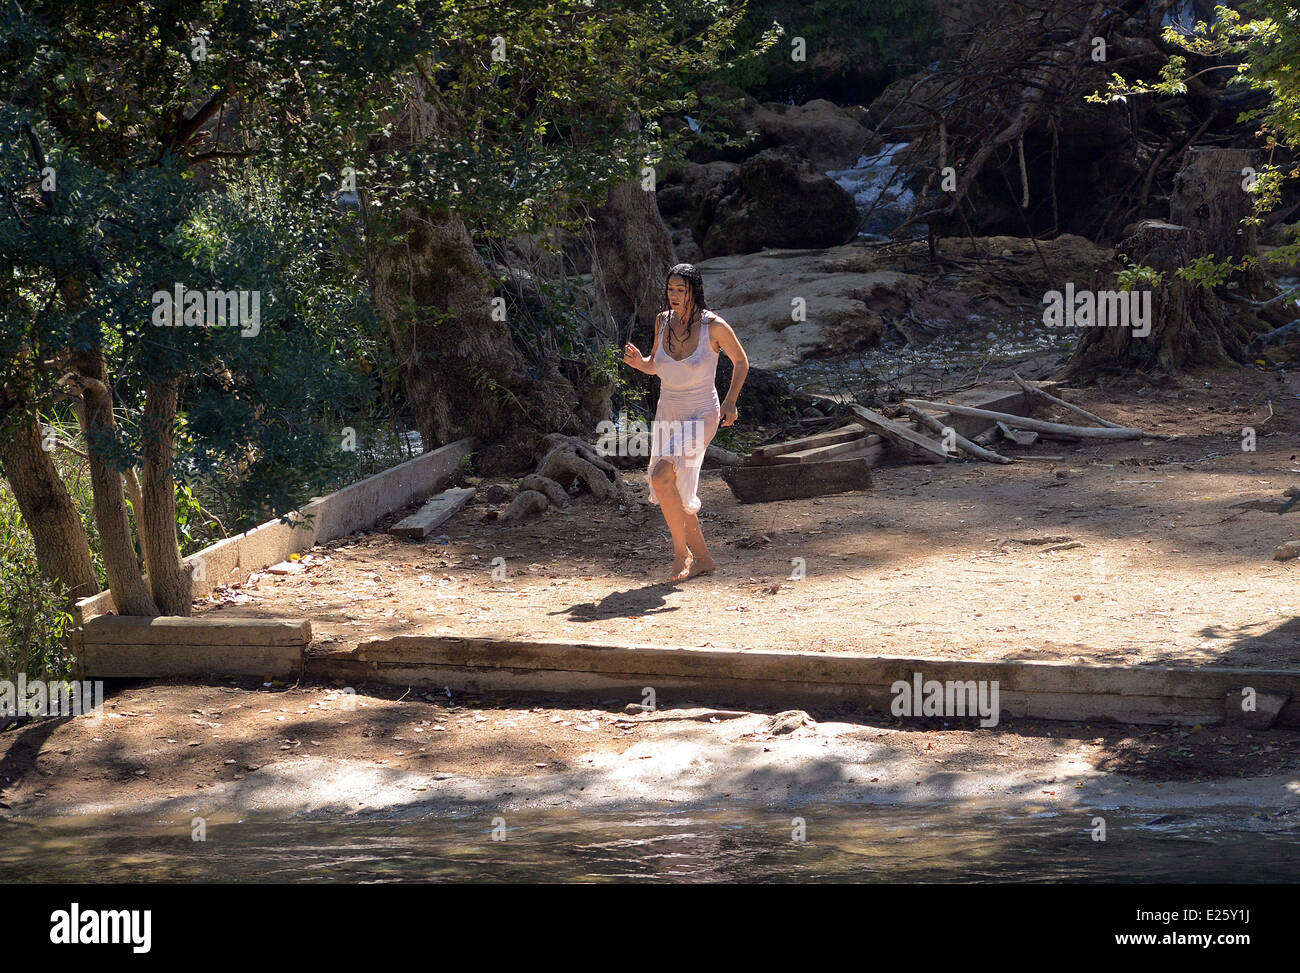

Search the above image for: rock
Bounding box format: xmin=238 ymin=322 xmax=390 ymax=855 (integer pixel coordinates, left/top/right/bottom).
xmin=623 ymin=703 xmax=653 ymax=715
xmin=481 ymin=483 xmax=510 ymax=504
xmin=749 ymin=99 xmax=880 ymax=171
xmin=668 ymin=226 xmax=703 ymax=265
xmin=699 ymin=147 xmax=859 ymax=257
xmin=657 ymin=161 xmax=740 ymax=227
xmin=1274 ymin=540 xmax=1300 ymax=562
xmin=502 ymin=490 xmax=549 ymax=522
xmin=685 ymin=84 xmax=880 ymax=170
xmin=765 ymin=709 xmax=814 ymax=735
xmin=696 ymin=248 xmax=907 ymax=369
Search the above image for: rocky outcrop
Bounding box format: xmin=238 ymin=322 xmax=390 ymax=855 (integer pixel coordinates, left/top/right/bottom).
xmin=693 ymin=234 xmax=1116 ymax=370
xmin=683 ymin=83 xmax=878 ymax=170
xmin=696 ymin=247 xmax=906 ymax=369
xmin=692 ymin=147 xmax=860 ymax=258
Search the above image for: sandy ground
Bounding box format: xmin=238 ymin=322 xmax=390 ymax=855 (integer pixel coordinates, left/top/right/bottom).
xmin=4 ymin=681 xmax=1300 ymax=819
xmin=201 ymin=368 xmax=1300 ymax=669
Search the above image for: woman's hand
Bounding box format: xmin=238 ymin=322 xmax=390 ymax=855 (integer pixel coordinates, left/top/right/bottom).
xmin=623 ymin=342 xmax=652 ymax=373
xmin=720 ymin=401 xmax=739 ymax=427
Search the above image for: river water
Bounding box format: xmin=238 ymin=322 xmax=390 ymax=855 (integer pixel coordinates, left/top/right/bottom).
xmin=4 ymin=802 xmax=1298 ymax=882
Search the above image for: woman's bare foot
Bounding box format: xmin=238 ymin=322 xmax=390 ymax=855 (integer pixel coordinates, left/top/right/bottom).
xmin=667 ymin=554 xmax=692 ymax=582
xmin=686 ymin=555 xmax=715 ymax=578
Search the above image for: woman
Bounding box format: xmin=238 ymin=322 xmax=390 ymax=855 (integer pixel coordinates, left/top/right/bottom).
xmin=623 ymin=263 xmax=749 ymax=581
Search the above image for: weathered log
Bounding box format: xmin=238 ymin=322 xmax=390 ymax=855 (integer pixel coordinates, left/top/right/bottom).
xmin=721 ymin=457 xmax=873 ymax=503
xmin=1247 ymin=318 xmax=1300 ymax=351
xmin=1011 ymin=372 xmax=1123 ymax=428
xmin=903 ymin=399 xmax=1145 ymax=439
xmin=904 ymin=406 xmax=1014 ymax=464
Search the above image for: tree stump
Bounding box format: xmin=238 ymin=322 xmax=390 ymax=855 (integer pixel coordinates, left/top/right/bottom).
xmin=1170 ymin=146 xmax=1268 ymax=298
xmin=1067 ymin=220 xmax=1234 ymax=375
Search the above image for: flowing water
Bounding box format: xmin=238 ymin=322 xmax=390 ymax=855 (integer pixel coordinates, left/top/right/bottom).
xmin=828 ymin=142 xmax=924 ymax=242
xmin=4 ymin=802 xmax=1298 ymax=883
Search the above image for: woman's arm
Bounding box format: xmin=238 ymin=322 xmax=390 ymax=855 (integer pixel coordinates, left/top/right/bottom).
xmin=710 ymin=316 xmax=748 ymax=427
xmin=623 ymin=312 xmax=663 ymax=374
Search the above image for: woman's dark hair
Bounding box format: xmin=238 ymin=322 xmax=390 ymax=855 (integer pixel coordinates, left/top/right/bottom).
xmin=658 ymin=263 xmax=709 ymax=356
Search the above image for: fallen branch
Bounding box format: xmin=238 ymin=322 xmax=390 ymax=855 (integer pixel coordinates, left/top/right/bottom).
xmin=1011 ymin=373 xmax=1124 ymax=428
xmin=904 ymin=405 xmax=1014 ymax=464
xmin=903 ymin=399 xmax=1145 ymax=440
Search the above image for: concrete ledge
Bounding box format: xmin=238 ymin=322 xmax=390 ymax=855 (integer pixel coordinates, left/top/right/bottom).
xmin=308 ymin=635 xmax=1300 ymax=728
xmin=74 ymin=437 xmax=476 ymax=621
xmin=78 ymin=616 xmax=310 ymax=679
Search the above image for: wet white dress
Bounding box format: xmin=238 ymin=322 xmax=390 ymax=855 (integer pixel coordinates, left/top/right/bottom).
xmin=647 ymin=309 xmax=721 ymax=515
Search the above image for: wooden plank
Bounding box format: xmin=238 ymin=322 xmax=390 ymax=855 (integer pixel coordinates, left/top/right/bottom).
xmin=721 ymin=457 xmax=872 ymax=503
xmin=829 ymin=441 xmax=885 ymax=465
xmin=749 ymin=423 xmax=866 ymax=458
xmin=757 ymin=434 xmax=882 ymax=465
xmin=82 ymin=615 xmax=311 ymax=646
xmin=903 ymin=400 xmax=1145 ymax=439
xmin=849 ymin=405 xmax=950 ymax=463
xmin=390 ymin=487 xmax=476 ymax=539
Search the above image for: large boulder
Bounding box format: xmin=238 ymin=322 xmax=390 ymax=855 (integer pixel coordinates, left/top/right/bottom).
xmin=656 ymin=160 xmax=740 ymax=229
xmin=696 ymin=147 xmax=860 ymax=257
xmin=681 ymin=84 xmax=878 ymax=170
xmin=696 ymin=247 xmax=917 ymax=369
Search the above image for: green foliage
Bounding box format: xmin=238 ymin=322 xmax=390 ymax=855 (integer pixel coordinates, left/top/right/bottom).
xmin=1087 ymin=4 xmax=1300 ymax=265
xmin=715 ymin=0 xmax=941 ymax=96
xmin=1175 ymin=253 xmax=1251 ymax=289
xmin=1115 ymin=255 xmax=1166 ymax=292
xmin=0 ymin=492 xmax=73 ymax=682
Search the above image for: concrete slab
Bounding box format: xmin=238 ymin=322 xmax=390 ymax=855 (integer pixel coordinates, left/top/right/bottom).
xmin=309 ymin=635 xmax=1300 ymax=729
xmin=78 ymin=617 xmax=309 ymax=679
xmin=390 ymin=487 xmax=476 ymax=539
xmin=74 ymin=437 xmax=475 ymax=621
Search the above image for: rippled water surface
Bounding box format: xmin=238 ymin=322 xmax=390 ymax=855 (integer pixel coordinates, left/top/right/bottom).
xmin=4 ymin=803 xmax=1299 ymax=882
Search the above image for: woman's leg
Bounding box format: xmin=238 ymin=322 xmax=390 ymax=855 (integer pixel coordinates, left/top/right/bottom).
xmin=683 ymin=513 xmax=715 ymax=576
xmin=649 ymin=458 xmax=692 ymax=581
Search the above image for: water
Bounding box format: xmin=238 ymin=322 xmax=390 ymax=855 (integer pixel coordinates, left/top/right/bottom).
xmin=776 ymin=311 xmax=1078 ymax=399
xmin=4 ymin=803 xmax=1298 ymax=882
xmin=828 ymin=143 xmax=925 ymax=241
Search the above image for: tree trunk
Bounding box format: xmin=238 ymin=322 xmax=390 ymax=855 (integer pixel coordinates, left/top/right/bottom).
xmin=1169 ymin=146 xmax=1269 ymax=298
xmin=1067 ymin=220 xmax=1234 ymax=375
xmin=360 ymin=70 xmax=600 ymax=473
xmin=139 ymin=380 xmax=191 ymax=615
xmin=584 ymin=115 xmax=678 ymax=343
xmin=68 ymin=353 xmax=158 ymax=616
xmin=0 ymin=417 xmax=99 ymax=603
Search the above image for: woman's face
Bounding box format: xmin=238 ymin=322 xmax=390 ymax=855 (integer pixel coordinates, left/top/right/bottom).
xmin=667 ymin=275 xmax=691 ymax=313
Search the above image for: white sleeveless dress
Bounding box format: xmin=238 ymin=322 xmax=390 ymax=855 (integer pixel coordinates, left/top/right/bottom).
xmin=647 ymin=309 xmax=721 ymax=515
